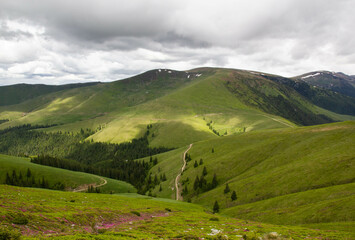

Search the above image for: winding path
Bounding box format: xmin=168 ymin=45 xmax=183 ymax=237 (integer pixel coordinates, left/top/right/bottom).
xmin=72 ymin=176 xmax=107 ymax=192
xmin=175 ymin=144 xmax=192 ymax=200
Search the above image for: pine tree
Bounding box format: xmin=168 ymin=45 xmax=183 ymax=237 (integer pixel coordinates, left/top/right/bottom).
xmin=184 ymin=185 xmax=188 ymax=194
xmin=202 ymin=166 xmax=207 ymax=176
xmin=231 ymin=191 xmax=237 ymax=201
xmin=212 ymin=173 xmax=218 ymax=188
xmin=5 ymin=172 xmax=11 ymax=185
xmin=26 ymin=168 xmax=31 ymax=178
xmin=224 ymin=183 xmax=230 ymax=194
xmin=154 ymin=174 xmax=159 ymax=185
xmin=193 ymin=176 xmax=200 ymax=190
xmin=194 ymin=160 xmax=198 ymax=168
xmin=211 ymin=148 xmax=214 ymax=153
xmin=213 ymin=200 xmax=219 ymax=213
xmin=159 ymin=185 xmax=162 ymax=192
xmin=199 ymin=159 xmax=203 ymax=165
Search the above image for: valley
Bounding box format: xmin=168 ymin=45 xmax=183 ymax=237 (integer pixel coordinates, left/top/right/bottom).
xmin=0 ymin=67 xmax=354 ymax=239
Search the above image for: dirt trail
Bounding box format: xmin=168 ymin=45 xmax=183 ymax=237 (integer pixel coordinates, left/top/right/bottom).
xmin=72 ymin=176 xmax=107 ymax=192
xmin=175 ymin=144 xmax=192 ymax=201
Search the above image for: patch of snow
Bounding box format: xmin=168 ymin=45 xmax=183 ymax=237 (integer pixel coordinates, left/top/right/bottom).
xmin=196 ymin=73 xmax=202 ymax=77
xmin=301 ymin=72 xmax=320 ymax=79
xmin=158 ymin=69 xmax=161 ymax=72
xmin=187 ymin=75 xmax=190 ymax=78
xmin=168 ymin=71 xmax=172 ymax=73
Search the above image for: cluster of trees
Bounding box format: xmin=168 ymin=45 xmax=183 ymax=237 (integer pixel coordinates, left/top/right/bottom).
xmin=144 ymin=170 xmax=167 ymax=196
xmin=4 ymin=168 xmax=65 ymax=190
xmin=206 ymin=121 xmax=222 ymax=136
xmin=31 ymin=154 xmax=156 ymax=192
xmin=0 ymin=124 xmax=173 ymax=193
xmin=87 ymin=185 xmax=101 ymax=193
xmin=224 ymin=183 xmax=237 ymax=201
xmin=212 ymin=185 xmax=237 ymax=214
xmin=193 ymin=168 xmax=218 ymax=194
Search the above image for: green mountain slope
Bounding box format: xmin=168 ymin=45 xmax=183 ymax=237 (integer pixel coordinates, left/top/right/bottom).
xmin=0 ymin=68 xmax=354 ymax=148
xmin=145 ymin=121 xmax=355 ymax=230
xmin=0 ymin=154 xmax=136 ymax=194
xmin=0 ymin=82 xmax=100 ymax=106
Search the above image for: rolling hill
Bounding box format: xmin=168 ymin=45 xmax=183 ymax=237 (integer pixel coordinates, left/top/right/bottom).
xmin=0 ymin=154 xmax=136 ymax=194
xmin=144 ymin=121 xmax=355 ymax=231
xmin=0 ymin=67 xmax=354 ymax=149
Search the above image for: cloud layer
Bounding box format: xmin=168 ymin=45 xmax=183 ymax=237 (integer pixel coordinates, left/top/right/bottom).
xmin=0 ymin=0 xmax=354 ymax=85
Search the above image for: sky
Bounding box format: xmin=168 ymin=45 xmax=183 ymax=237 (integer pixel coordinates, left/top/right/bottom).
xmin=0 ymin=0 xmax=354 ymax=85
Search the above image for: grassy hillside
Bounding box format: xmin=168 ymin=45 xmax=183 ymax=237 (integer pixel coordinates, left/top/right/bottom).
xmin=0 ymin=185 xmax=353 ymax=239
xmin=0 ymin=154 xmax=136 ymax=194
xmin=2 ymin=68 xmax=353 ymax=148
xmin=146 ymin=121 xmax=355 ymax=230
xmin=0 ymin=82 xmax=100 ymax=107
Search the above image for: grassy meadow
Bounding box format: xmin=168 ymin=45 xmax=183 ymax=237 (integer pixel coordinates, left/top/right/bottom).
xmin=1 ymin=185 xmax=353 ymax=239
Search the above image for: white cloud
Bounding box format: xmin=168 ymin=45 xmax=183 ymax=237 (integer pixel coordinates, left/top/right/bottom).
xmin=0 ymin=0 xmax=354 ymax=85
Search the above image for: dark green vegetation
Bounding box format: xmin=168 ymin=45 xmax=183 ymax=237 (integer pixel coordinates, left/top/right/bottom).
xmin=1 ymin=185 xmax=353 ymax=239
xmin=0 ymin=154 xmax=136 ymax=194
xmin=0 ymin=124 xmax=170 ymax=191
xmin=0 ymin=67 xmax=354 ymax=238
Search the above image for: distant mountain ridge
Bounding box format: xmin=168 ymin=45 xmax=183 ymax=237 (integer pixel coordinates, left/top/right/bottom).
xmin=0 ymin=67 xmax=354 ymax=148
xmin=293 ymin=71 xmax=355 ymax=98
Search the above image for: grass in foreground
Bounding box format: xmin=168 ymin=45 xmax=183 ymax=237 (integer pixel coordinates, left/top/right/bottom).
xmin=0 ymin=185 xmax=354 ymax=239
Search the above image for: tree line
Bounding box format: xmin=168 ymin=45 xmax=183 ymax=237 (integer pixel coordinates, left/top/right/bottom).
xmin=0 ymin=124 xmax=172 ymax=193
xmin=4 ymin=168 xmax=65 ymax=190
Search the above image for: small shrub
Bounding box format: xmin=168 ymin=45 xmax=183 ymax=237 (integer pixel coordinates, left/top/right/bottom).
xmin=12 ymin=215 xmax=29 ymax=225
xmin=0 ymin=227 xmax=21 ymax=240
xmin=131 ymin=211 xmax=141 ymax=216
xmin=97 ymin=228 xmax=107 ymax=234
xmin=165 ymin=208 xmax=172 ymax=212
xmin=209 ymin=217 xmax=219 ymax=221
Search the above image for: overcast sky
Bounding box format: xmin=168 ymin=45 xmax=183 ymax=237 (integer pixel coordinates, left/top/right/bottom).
xmin=0 ymin=0 xmax=354 ymax=85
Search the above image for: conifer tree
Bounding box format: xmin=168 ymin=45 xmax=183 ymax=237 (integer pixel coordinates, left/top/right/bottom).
xmin=194 ymin=160 xmax=198 ymax=168
xmin=231 ymin=190 xmax=237 ymax=201
xmin=212 ymin=173 xmax=218 ymax=188
xmin=202 ymin=166 xmax=207 ymax=176
xmin=224 ymin=183 xmax=230 ymax=194
xmin=193 ymin=176 xmax=200 ymax=190
xmin=213 ymin=200 xmax=219 ymax=213
xmin=26 ymin=168 xmax=31 ymax=178
xmin=199 ymin=159 xmax=203 ymax=165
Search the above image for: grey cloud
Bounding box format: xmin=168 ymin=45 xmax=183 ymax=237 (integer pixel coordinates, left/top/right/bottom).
xmin=0 ymin=0 xmax=354 ymax=85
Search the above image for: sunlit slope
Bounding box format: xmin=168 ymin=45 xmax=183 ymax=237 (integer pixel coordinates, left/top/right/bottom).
xmin=0 ymin=154 xmax=136 ymax=194
xmin=1 ymin=68 xmax=353 ymax=148
xmin=146 ymin=121 xmax=355 ymax=228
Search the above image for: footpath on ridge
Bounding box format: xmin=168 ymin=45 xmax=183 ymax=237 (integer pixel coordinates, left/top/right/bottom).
xmin=175 ymin=143 xmax=193 ymax=201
